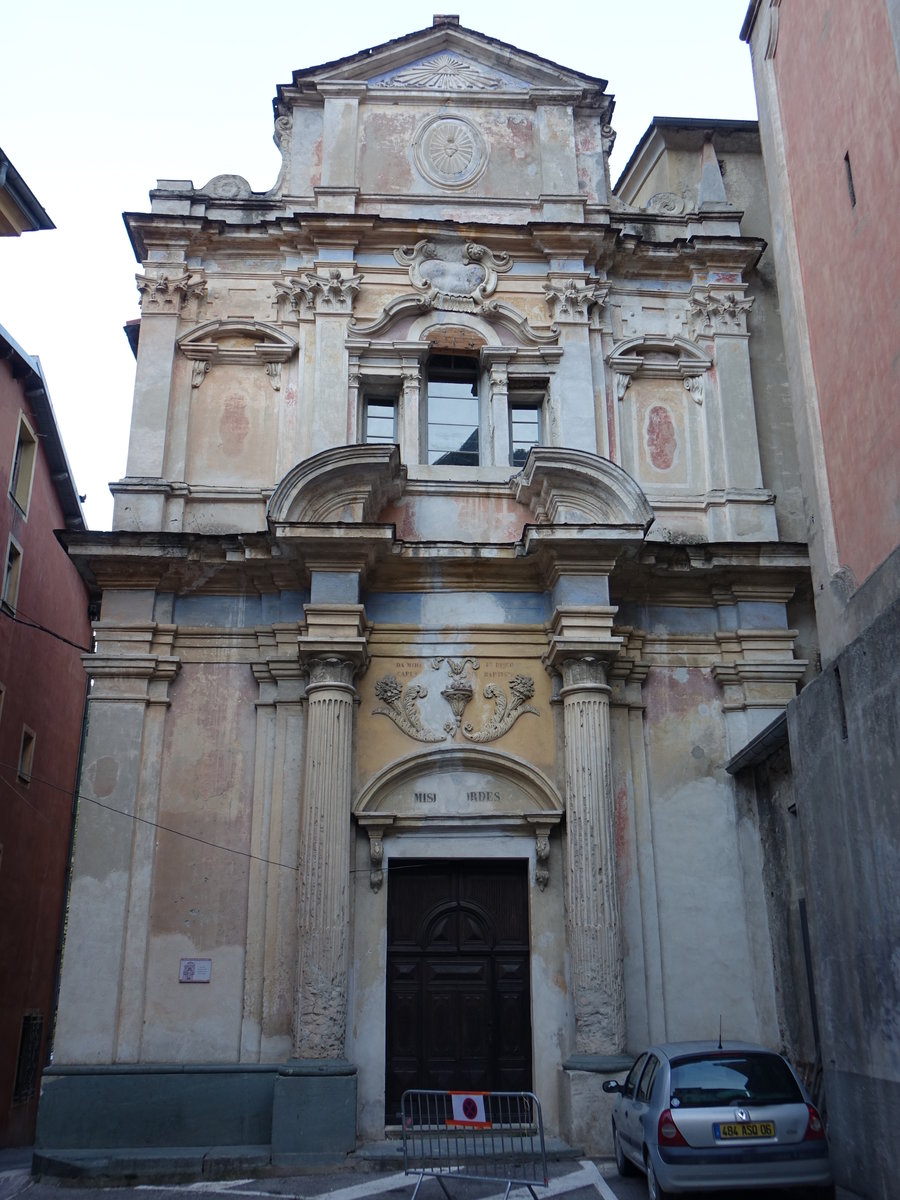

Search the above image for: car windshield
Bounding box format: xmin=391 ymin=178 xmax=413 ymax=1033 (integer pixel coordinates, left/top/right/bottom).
xmin=669 ymin=1053 xmax=803 ymax=1109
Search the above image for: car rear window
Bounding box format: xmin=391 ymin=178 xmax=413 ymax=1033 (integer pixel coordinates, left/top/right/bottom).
xmin=669 ymin=1053 xmax=803 ymax=1108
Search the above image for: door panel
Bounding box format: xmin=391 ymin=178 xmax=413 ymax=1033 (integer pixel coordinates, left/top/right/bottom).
xmin=385 ymin=860 xmax=531 ymax=1122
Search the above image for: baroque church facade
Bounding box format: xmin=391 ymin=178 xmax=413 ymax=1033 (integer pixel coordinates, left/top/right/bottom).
xmin=39 ymin=18 xmax=814 ymax=1159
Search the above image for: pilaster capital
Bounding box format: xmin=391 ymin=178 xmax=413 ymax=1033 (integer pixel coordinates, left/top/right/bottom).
xmin=136 ymin=269 xmax=207 ymax=316
xmin=542 ymin=276 xmax=608 ymax=323
xmin=689 ymin=284 xmax=753 ymax=337
xmin=303 ymin=654 xmax=364 ymax=690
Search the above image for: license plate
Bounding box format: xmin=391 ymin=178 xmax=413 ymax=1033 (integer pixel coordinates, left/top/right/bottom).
xmin=715 ymin=1122 xmax=775 ymax=1139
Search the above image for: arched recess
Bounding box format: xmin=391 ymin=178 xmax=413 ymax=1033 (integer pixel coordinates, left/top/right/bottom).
xmin=512 ymin=446 xmax=654 ymax=530
xmin=267 ymin=443 xmax=406 ymax=527
xmin=353 ymin=746 xmax=564 ymax=890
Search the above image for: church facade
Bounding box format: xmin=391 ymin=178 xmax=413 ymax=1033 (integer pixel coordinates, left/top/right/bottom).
xmin=38 ymin=19 xmax=814 ymax=1160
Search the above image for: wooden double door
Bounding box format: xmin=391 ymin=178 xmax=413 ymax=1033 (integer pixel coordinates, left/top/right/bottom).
xmin=385 ymin=859 xmax=532 ymax=1122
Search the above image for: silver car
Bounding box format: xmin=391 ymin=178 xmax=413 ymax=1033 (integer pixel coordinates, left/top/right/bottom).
xmin=602 ymin=1041 xmax=833 ymax=1199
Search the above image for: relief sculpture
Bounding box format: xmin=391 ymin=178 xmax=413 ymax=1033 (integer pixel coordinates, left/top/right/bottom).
xmin=461 ymin=674 xmax=539 ymax=742
xmin=372 ymin=659 xmax=539 ymax=743
xmin=372 ymin=675 xmax=445 ymax=743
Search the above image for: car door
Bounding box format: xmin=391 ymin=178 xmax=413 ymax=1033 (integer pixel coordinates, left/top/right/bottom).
xmin=631 ymin=1053 xmax=661 ymax=1152
xmin=617 ymin=1053 xmax=648 ymax=1158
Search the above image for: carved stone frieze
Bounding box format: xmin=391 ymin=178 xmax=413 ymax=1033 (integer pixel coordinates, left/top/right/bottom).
xmin=136 ymin=270 xmax=207 ymax=315
xmin=543 ymin=278 xmax=608 ymax=323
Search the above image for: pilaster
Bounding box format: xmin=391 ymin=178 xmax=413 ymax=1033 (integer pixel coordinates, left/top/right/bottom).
xmin=241 ymin=628 xmax=307 ymax=1063
xmin=542 ymin=274 xmax=606 ymax=451
xmin=53 ymin=622 xmax=181 ymax=1063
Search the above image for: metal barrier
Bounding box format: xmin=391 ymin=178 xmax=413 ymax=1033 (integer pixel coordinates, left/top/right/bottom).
xmin=401 ymin=1089 xmax=549 ymax=1200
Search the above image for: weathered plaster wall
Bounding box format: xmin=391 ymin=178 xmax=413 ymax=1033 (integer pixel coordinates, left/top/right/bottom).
xmin=141 ymin=663 xmax=256 ymax=1061
xmin=642 ymin=664 xmax=775 ymax=1042
xmin=787 ymin=598 xmax=900 ymax=1200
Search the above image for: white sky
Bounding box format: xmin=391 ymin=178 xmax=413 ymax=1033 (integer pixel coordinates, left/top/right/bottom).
xmin=0 ymin=0 xmax=756 ymax=530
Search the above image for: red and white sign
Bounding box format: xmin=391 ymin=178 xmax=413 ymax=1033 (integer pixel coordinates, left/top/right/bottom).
xmin=448 ymin=1091 xmax=490 ymax=1127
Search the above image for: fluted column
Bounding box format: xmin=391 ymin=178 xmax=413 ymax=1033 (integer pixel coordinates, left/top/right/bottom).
xmin=559 ymin=654 xmax=625 ymax=1052
xmin=293 ymin=653 xmax=360 ymax=1058
xmin=546 ymin=604 xmax=625 ymax=1054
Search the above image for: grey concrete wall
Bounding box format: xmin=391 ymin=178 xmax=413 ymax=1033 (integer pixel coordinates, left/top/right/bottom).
xmin=787 ymin=597 xmax=900 ymax=1200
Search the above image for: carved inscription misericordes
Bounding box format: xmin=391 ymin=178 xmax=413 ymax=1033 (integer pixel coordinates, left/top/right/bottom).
xmin=372 ymin=658 xmax=539 ymax=743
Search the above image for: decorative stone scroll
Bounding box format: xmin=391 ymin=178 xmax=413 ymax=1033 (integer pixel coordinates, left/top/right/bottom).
xmin=136 ymin=270 xmax=207 ymax=315
xmin=372 ymin=675 xmax=445 ymax=743
xmin=394 ymin=239 xmax=512 ymax=311
xmin=461 ymin=675 xmax=539 ymax=743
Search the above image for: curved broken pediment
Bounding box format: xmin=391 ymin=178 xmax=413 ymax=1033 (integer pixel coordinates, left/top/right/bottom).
xmin=351 ymin=294 xmax=558 ymax=346
xmin=609 ymin=335 xmax=711 ymax=380
xmin=513 ymin=447 xmax=654 ymax=530
xmin=178 ymin=319 xmax=297 ymax=390
xmin=267 ymin=444 xmax=406 ymax=526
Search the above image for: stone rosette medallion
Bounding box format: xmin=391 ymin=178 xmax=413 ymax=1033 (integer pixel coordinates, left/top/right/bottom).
xmin=412 ymin=114 xmax=488 ymax=189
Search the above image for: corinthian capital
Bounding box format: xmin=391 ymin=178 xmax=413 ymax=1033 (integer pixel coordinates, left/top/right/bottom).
xmin=303 ymin=654 xmax=360 ymax=689
xmin=542 ymin=277 xmax=608 ymax=323
xmin=136 ymin=270 xmax=207 ymax=315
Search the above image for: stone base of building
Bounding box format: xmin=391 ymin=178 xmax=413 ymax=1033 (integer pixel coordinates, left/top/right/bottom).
xmin=559 ymin=1054 xmax=632 ymax=1156
xmin=35 ymin=1060 xmax=358 ymax=1166
xmin=271 ymin=1059 xmax=358 ymax=1159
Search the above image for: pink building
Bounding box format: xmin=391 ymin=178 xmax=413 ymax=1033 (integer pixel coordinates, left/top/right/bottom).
xmin=0 ymin=323 xmax=91 ymax=1145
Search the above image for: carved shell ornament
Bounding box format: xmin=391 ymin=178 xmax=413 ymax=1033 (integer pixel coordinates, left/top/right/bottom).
xmin=381 ymin=54 xmax=504 ymax=91
xmin=373 ymin=659 xmax=539 ymax=743
xmin=413 ymin=114 xmax=488 ymax=189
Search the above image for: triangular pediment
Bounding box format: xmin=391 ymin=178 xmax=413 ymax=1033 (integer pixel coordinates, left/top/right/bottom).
xmin=277 ymin=22 xmax=609 ymax=102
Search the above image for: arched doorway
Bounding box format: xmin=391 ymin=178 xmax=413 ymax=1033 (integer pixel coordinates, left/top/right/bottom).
xmin=385 ymin=858 xmax=531 ymax=1123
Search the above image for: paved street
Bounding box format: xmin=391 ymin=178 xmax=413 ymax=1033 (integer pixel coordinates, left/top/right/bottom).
xmin=0 ymin=1154 xmax=858 ymax=1200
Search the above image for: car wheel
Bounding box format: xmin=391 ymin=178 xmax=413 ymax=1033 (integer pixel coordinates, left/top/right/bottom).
xmin=613 ymin=1123 xmax=636 ymax=1177
xmin=645 ymin=1153 xmax=671 ymax=1200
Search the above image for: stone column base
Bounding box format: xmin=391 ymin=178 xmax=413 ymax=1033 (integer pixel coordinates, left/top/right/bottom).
xmin=559 ymin=1054 xmax=632 ymax=1155
xmin=271 ymin=1059 xmax=358 ymax=1162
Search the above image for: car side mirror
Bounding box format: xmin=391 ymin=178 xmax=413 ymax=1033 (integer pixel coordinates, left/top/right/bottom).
xmin=602 ymin=1079 xmax=623 ymax=1094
